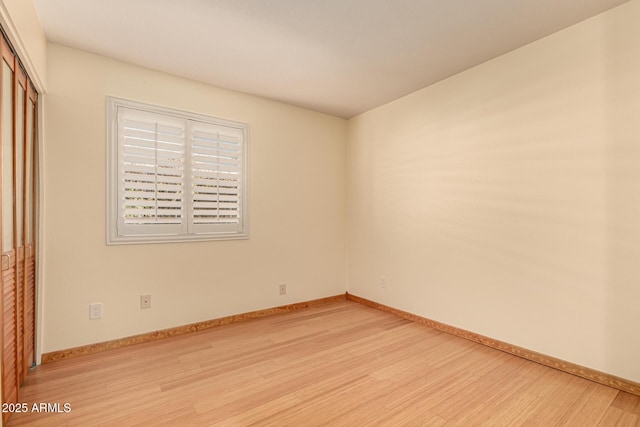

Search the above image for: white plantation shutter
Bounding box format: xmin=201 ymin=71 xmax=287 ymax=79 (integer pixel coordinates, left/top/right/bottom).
xmin=107 ymin=97 xmax=248 ymax=244
xmin=117 ymin=108 xmax=186 ymax=236
xmin=189 ymin=121 xmax=244 ymax=234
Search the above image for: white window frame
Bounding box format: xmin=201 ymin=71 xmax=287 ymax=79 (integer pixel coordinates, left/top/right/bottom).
xmin=106 ymin=96 xmax=249 ymax=244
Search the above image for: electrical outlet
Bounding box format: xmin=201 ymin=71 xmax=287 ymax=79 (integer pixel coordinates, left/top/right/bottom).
xmin=279 ymin=284 xmax=287 ymax=295
xmin=89 ymin=303 xmax=103 ymax=320
xmin=381 ymin=276 xmax=387 ymax=289
xmin=140 ymin=294 xmax=151 ymax=309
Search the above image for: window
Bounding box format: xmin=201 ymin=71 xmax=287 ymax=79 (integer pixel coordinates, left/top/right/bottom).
xmin=107 ymin=97 xmax=248 ymax=244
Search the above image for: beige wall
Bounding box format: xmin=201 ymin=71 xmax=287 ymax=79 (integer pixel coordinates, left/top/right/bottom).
xmin=0 ymin=0 xmax=47 ymax=89
xmin=42 ymin=43 xmax=346 ymax=352
xmin=347 ymin=0 xmax=640 ymax=382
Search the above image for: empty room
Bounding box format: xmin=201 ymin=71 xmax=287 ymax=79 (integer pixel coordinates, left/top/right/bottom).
xmin=1 ymin=0 xmax=639 ymax=425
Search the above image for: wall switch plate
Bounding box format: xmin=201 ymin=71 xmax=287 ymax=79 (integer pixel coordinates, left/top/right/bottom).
xmin=140 ymin=294 xmax=151 ymax=309
xmin=279 ymin=284 xmax=287 ymax=295
xmin=89 ymin=303 xmax=103 ymax=320
xmin=381 ymin=276 xmax=387 ymax=289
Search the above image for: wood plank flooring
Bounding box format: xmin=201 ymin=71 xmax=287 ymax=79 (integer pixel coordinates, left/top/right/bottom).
xmin=7 ymin=300 xmax=640 ymax=426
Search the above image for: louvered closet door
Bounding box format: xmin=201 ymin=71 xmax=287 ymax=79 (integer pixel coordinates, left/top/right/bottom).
xmin=2 ymin=39 xmax=19 ymax=417
xmin=1 ymin=34 xmax=38 ymax=424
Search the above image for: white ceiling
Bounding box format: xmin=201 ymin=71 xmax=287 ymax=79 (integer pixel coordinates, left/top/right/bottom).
xmin=33 ymin=0 xmax=628 ymax=118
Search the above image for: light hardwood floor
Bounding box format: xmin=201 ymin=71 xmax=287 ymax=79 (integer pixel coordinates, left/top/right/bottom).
xmin=7 ymin=300 xmax=640 ymax=426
